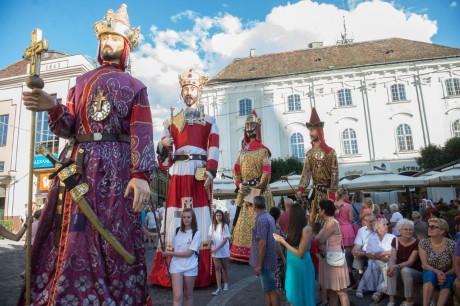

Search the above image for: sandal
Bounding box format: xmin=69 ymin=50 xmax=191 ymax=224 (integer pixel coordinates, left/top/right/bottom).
xmin=355 ymin=290 xmax=363 ymax=299
xmin=401 ymin=302 xmax=414 ymax=306
xmin=372 ymin=291 xmax=382 ymax=302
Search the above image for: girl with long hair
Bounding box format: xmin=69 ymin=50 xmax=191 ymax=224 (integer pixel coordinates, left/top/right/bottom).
xmin=162 ymin=208 xmax=201 ymax=306
xmin=209 ymin=209 xmax=231 ymax=296
xmin=273 ymin=203 xmax=315 ymax=306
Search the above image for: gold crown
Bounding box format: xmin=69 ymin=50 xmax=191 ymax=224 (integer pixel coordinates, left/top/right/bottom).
xmin=245 ymin=110 xmax=261 ymax=125
xmin=179 ymin=68 xmax=208 ymax=90
xmin=94 ymin=4 xmax=140 ymax=50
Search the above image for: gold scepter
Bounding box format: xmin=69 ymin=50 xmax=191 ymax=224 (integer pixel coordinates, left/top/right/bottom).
xmin=23 ymin=28 xmax=48 ymax=305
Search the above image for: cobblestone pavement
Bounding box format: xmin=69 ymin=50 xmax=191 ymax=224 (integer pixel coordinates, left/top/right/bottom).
xmin=0 ymin=239 xmax=431 ymax=306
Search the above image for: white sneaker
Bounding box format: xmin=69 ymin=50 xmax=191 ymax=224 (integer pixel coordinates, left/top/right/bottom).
xmin=223 ymin=283 xmax=229 ymax=291
xmin=212 ymin=288 xmax=223 ymax=296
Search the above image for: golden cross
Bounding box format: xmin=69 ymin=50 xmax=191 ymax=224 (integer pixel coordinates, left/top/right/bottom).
xmin=23 ymin=29 xmax=48 ymax=77
xmin=94 ymin=88 xmax=106 ymax=112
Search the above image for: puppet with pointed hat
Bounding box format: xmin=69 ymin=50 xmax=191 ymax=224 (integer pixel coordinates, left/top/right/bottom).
xmin=297 ymin=107 xmax=338 ymax=224
xmin=19 ymin=4 xmax=154 ymax=305
xmin=229 ymin=110 xmax=275 ymax=262
xmin=149 ymin=68 xmax=219 ymax=288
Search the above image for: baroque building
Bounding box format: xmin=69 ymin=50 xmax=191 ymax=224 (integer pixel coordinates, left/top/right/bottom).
xmin=201 ymin=38 xmax=460 ymax=182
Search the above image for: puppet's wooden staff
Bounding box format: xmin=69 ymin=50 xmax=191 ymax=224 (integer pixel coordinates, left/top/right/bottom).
xmin=23 ymin=28 xmax=48 ymax=305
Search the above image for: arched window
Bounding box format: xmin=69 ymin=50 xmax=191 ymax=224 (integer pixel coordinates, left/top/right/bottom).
xmin=391 ymin=83 xmax=406 ymax=101
xmin=287 ymin=94 xmax=301 ymax=112
xmin=338 ymin=89 xmax=352 ymax=106
xmin=290 ymin=133 xmax=305 ymax=158
xmin=396 ymin=124 xmax=414 ymax=151
xmin=239 ymin=98 xmax=252 ymax=116
xmin=342 ymin=128 xmax=358 ymax=155
xmin=453 ymin=119 xmax=460 ymax=137
xmin=445 ymin=78 xmax=460 ymax=96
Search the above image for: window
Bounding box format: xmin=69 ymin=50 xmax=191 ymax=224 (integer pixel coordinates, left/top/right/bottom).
xmin=396 ymin=124 xmax=414 ymax=151
xmin=342 ymin=128 xmax=358 ymax=155
xmin=391 ymin=83 xmax=406 ymax=101
xmin=0 ymin=115 xmax=8 ymax=146
xmin=453 ymin=120 xmax=460 ymax=137
xmin=290 ymin=133 xmax=305 ymax=158
xmin=239 ymin=98 xmax=252 ymax=116
xmin=287 ymin=94 xmax=301 ymax=112
xmin=35 ymin=96 xmax=60 ymax=154
xmin=446 ymin=78 xmax=460 ymax=96
xmin=198 ymin=104 xmax=205 ymax=115
xmin=338 ymin=89 xmax=352 ymax=106
xmin=0 ymin=162 xmax=4 ymax=172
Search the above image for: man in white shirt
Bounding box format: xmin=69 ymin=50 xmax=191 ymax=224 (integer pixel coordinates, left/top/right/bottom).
xmin=389 ymin=203 xmax=403 ymax=236
xmin=351 ymin=214 xmax=376 ymax=286
xmin=145 ymin=207 xmax=159 ymax=249
xmin=227 ymin=199 xmax=237 ymax=232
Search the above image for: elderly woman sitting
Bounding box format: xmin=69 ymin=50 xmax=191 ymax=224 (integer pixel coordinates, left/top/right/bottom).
xmin=386 ymin=219 xmax=423 ymax=306
xmin=419 ymin=217 xmax=455 ymax=306
xmin=356 ymin=218 xmax=395 ymax=302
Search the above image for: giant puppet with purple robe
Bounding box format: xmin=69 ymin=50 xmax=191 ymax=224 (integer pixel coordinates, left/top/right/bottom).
xmin=19 ymin=4 xmax=155 ymax=305
xmin=149 ymin=68 xmax=219 ymax=287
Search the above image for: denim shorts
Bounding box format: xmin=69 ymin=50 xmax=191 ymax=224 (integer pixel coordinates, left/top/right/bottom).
xmin=260 ymin=268 xmax=276 ymax=292
xmin=423 ymin=270 xmax=455 ymax=291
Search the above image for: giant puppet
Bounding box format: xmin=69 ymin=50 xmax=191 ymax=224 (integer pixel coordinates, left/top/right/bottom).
xmin=19 ymin=4 xmax=155 ymax=305
xmin=297 ymin=107 xmax=338 ymax=224
xmin=149 ymin=68 xmax=219 ymax=287
xmin=229 ymin=111 xmax=274 ymax=262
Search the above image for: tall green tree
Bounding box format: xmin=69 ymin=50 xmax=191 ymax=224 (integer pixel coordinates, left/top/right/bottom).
xmin=270 ymin=157 xmax=304 ymax=183
xmin=417 ymin=137 xmax=460 ymax=169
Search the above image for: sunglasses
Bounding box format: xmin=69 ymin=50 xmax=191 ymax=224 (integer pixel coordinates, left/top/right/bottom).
xmin=428 ymin=225 xmax=440 ymax=230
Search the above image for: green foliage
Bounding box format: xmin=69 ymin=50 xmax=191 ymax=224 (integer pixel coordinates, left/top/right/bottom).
xmin=417 ymin=137 xmax=460 ymax=169
xmin=270 ymin=157 xmax=304 ymax=183
xmin=0 ymin=220 xmax=13 ymax=240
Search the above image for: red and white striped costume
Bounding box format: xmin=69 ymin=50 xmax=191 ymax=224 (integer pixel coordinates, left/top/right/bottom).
xmin=149 ymin=109 xmax=219 ymax=287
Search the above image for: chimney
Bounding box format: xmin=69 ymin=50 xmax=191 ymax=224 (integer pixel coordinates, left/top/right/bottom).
xmin=308 ymin=42 xmax=323 ymax=48
xmin=249 ymin=48 xmax=256 ymax=57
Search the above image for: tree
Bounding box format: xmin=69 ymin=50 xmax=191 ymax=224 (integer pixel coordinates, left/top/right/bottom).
xmin=417 ymin=137 xmax=460 ymax=169
xmin=270 ymin=157 xmax=304 ymax=183
xmin=416 ymin=144 xmax=443 ymax=169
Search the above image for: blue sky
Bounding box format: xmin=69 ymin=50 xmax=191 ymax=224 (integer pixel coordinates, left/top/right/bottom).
xmin=1 ymin=0 xmax=458 ymax=71
xmin=2 ymin=0 xmax=459 ymax=130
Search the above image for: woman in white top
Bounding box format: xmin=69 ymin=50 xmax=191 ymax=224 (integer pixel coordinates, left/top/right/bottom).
xmin=356 ymin=218 xmax=395 ymax=302
xmin=162 ymin=208 xmax=201 ymax=306
xmin=209 ymin=209 xmax=231 ymax=296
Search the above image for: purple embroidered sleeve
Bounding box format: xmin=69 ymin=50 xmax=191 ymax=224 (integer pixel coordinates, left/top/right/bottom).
xmin=129 ymin=88 xmax=155 ymax=180
xmin=48 ymin=87 xmax=76 ymax=139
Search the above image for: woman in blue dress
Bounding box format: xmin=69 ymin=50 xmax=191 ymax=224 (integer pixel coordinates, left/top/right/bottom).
xmin=273 ymin=203 xmax=316 ymax=306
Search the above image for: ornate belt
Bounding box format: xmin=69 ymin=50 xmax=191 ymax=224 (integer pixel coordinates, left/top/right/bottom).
xmin=244 ymin=178 xmax=260 ymax=187
xmin=173 ymin=154 xmax=207 ymax=162
xmin=75 ymin=133 xmax=130 ymax=143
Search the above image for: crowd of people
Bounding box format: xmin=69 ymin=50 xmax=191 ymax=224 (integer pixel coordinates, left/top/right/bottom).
xmin=249 ymin=191 xmax=460 ymax=306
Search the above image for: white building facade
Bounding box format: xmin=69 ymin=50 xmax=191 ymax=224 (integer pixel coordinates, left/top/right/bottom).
xmin=201 ymin=38 xmax=460 ymax=183
xmin=0 ymin=53 xmax=93 ymax=225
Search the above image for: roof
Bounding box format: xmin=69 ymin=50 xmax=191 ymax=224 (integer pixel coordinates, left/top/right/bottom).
xmin=209 ymin=38 xmax=460 ymax=84
xmin=0 ymin=51 xmax=70 ymax=79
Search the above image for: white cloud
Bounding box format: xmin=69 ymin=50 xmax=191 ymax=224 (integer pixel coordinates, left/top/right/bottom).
xmin=171 ymin=10 xmax=198 ymax=23
xmin=131 ymin=0 xmax=438 ymax=141
xmin=451 ymin=1 xmax=457 ymax=8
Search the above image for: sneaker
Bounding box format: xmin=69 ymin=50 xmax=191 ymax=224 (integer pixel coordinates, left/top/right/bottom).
xmin=212 ymin=288 xmax=223 ymax=296
xmin=223 ymin=283 xmax=229 ymax=291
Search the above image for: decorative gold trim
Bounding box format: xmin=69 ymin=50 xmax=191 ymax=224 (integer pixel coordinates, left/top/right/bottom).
xmin=171 ymin=110 xmax=185 ymax=133
xmin=70 ymin=183 xmax=89 ymax=202
xmin=57 ymin=164 xmax=78 ymax=182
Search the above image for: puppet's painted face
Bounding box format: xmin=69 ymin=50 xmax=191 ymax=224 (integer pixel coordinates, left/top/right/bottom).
xmin=245 ymin=122 xmax=258 ymax=139
xmin=181 ymin=84 xmax=199 ymax=108
xmin=99 ymin=33 xmax=125 ymax=61
xmin=309 ymin=127 xmax=319 ymax=142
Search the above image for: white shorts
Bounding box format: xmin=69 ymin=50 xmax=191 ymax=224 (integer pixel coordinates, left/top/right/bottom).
xmin=169 ymin=266 xmax=198 ymax=277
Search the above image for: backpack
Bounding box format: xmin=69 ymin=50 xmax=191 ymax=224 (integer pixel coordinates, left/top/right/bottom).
xmin=175 ymin=227 xmax=199 ymax=262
